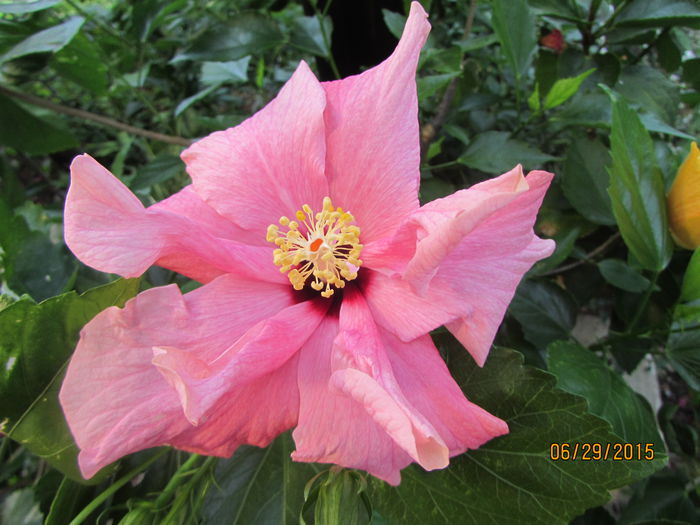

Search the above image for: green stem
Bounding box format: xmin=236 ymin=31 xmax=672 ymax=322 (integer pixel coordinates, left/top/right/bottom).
xmin=160 ymin=456 xmax=217 ymax=519
xmin=593 ymin=0 xmax=633 ymax=38
xmin=628 ymin=272 xmax=660 ymax=333
xmin=69 ymin=449 xmax=169 ymax=525
xmin=153 ymin=453 xmax=202 ymax=510
xmin=64 ymin=0 xmax=124 ymax=42
xmin=426 ymin=160 xmax=460 ymax=171
xmin=313 ymin=0 xmax=341 ymax=79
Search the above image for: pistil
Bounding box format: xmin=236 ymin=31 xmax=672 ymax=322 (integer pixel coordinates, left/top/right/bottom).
xmin=266 ymin=197 xmax=363 ymax=298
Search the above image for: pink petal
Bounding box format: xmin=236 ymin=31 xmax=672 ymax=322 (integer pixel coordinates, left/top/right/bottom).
xmin=363 ymin=168 xmax=555 ymax=366
xmin=385 ymin=331 xmax=508 ymax=455
xmin=151 ymin=299 xmax=328 ymax=425
xmin=293 ymin=288 xmax=463 ymax=485
xmin=150 ymin=184 xmax=264 ymax=247
xmin=182 ymin=61 xmax=328 ymax=236
xmin=169 ymin=353 xmax=301 ymax=456
xmin=59 ymin=275 xmax=296 ymax=478
xmin=65 ymin=154 xmax=283 ymax=284
xmin=323 ymin=2 xmax=430 ymax=243
xmin=164 ymin=298 xmax=329 ymax=456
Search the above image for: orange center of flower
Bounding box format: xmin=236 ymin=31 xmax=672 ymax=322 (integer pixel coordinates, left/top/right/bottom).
xmin=266 ymin=196 xmax=363 ymax=298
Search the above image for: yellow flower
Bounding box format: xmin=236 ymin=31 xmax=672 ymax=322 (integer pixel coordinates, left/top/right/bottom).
xmin=668 ymin=142 xmax=700 ymax=249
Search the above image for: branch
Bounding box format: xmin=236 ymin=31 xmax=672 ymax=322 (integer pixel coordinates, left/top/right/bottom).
xmin=0 ymin=85 xmax=192 ymax=147
xmin=420 ymin=0 xmax=478 ymax=156
xmin=539 ymin=231 xmax=621 ymax=277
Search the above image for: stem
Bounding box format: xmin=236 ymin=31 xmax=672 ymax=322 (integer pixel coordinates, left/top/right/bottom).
xmin=0 ymin=85 xmax=191 ymax=146
xmin=69 ymin=449 xmax=169 ymax=525
xmin=314 ymin=0 xmax=341 ymax=79
xmin=593 ymin=0 xmax=633 ymax=38
xmin=160 ymin=456 xmax=216 ymax=520
xmin=426 ymin=160 xmax=460 ymax=171
xmin=628 ymin=272 xmax=660 ymax=333
xmin=420 ymin=0 xmax=478 ymax=156
xmin=539 ymin=232 xmax=621 ymax=277
xmin=631 ymin=27 xmax=669 ymax=65
xmin=581 ymin=0 xmax=602 ymax=54
xmin=64 ymin=0 xmax=124 ymax=42
xmin=153 ymin=454 xmax=202 ymax=510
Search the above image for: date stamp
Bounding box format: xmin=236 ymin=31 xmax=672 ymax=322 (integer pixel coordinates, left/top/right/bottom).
xmin=549 ymin=442 xmax=655 ymax=461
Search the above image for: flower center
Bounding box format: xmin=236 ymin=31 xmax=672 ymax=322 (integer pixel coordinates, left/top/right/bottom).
xmin=266 ymin=197 xmax=363 ymax=298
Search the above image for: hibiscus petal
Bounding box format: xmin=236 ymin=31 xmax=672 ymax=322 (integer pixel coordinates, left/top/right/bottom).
xmin=151 ymin=299 xmax=328 ymax=425
xmin=384 ymin=331 xmax=508 ymax=455
xmin=182 ymin=61 xmax=328 ymax=236
xmin=323 ymin=2 xmax=430 ymax=243
xmin=65 ymin=154 xmax=282 ymax=284
xmin=363 ymin=168 xmax=555 ymax=366
xmin=150 ymin=184 xmax=263 ymax=246
xmin=168 ymin=353 xmax=301 ymax=457
xmin=59 ymin=275 xmax=295 ymax=478
xmin=293 ymin=288 xmax=468 ymax=485
xmin=163 ymin=298 xmax=329 ymax=456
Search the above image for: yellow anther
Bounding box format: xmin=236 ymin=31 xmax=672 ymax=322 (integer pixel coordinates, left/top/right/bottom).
xmin=266 ymin=197 xmax=363 ymax=297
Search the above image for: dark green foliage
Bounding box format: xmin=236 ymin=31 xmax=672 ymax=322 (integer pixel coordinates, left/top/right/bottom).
xmin=1 ymin=0 xmax=698 ymax=523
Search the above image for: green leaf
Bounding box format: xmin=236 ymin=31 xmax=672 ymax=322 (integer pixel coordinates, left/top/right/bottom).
xmin=201 ymin=433 xmax=321 ymax=524
xmin=172 ymin=13 xmax=283 ymax=63
xmin=682 ymin=57 xmax=700 ymax=89
xmin=656 ymin=29 xmax=682 ymax=72
xmin=531 ymin=225 xmax=579 ymax=275
xmin=0 ymin=16 xmax=84 ymax=63
xmin=618 ymin=65 xmax=679 ymax=125
xmin=552 ymin=92 xmax=611 ymax=130
xmin=666 ymin=302 xmax=700 ymax=390
xmin=490 ymin=0 xmax=536 ymax=80
xmin=0 ymin=0 xmax=59 ymax=15
xmin=419 ymin=176 xmax=454 ymax=205
xmin=201 ymin=57 xmax=250 ymax=85
xmin=381 ymin=9 xmax=405 ymax=40
xmin=310 ymin=470 xmax=372 ymax=525
xmin=528 ymin=82 xmax=541 ymax=113
xmin=130 ymin=154 xmax=185 ymax=190
xmin=598 ymin=259 xmax=654 ymax=293
xmin=289 ymin=15 xmax=332 ymax=57
xmin=0 ymin=93 xmax=78 ymax=154
xmin=0 ymin=279 xmax=140 ymax=480
xmin=0 ymin=200 xmax=76 ymax=300
xmin=562 ymin=136 xmax=615 ymax=225
xmin=509 ymin=280 xmax=576 ymax=349
xmin=617 ymin=470 xmax=700 ymax=524
xmin=51 ymin=33 xmax=108 ymax=95
xmin=640 ymin=112 xmax=697 ymax=141
xmin=527 ymin=0 xmax=583 ymax=22
xmin=458 ymin=131 xmax=557 ymax=174
xmin=174 ymin=83 xmax=221 ymax=117
xmin=606 ymin=93 xmax=673 ymax=272
xmin=45 ymin=477 xmax=92 ymax=525
xmin=547 ymin=341 xmax=664 ymax=447
xmin=370 ymin=344 xmax=664 ymax=525
xmin=417 ymin=72 xmax=460 ymax=102
xmin=543 ymin=68 xmax=595 ymax=110
xmin=1 ymin=489 xmax=43 ymax=525
xmin=681 ymin=248 xmax=700 ymax=302
xmin=130 ymin=0 xmax=187 ymax=41
xmin=616 ymin=0 xmax=700 ymax=28
xmin=454 ymin=34 xmax=498 ymax=53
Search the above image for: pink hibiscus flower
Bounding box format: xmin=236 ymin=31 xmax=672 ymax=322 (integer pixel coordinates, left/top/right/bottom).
xmin=59 ymin=2 xmax=554 ymax=485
